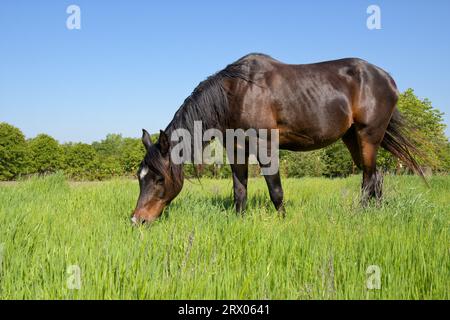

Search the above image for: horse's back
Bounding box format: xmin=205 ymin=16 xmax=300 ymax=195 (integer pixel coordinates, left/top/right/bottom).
xmin=227 ymin=54 xmax=398 ymax=151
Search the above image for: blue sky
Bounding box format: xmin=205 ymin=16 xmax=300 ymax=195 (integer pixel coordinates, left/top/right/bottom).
xmin=1 ymin=0 xmax=449 ymax=142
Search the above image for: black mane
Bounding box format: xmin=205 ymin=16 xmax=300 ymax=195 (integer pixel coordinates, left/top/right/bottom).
xmin=165 ymin=54 xmax=271 ymax=136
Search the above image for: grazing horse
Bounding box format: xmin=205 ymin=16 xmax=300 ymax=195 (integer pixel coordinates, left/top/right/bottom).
xmin=132 ymin=53 xmax=424 ymax=223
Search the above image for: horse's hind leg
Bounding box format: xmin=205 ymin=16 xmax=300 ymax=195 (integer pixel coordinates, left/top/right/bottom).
xmin=343 ymin=125 xmax=383 ymax=205
xmin=342 ymin=125 xmax=362 ymax=170
xmin=355 ymin=126 xmax=384 ymax=206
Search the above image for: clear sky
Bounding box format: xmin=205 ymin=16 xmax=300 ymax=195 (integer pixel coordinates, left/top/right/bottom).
xmin=1 ymin=0 xmax=449 ymax=143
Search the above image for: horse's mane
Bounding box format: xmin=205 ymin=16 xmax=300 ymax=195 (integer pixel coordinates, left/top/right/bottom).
xmin=165 ymin=53 xmax=272 ymax=135
xmin=158 ymin=53 xmax=272 ymax=183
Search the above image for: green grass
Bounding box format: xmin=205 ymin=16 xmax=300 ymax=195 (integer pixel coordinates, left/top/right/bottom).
xmin=0 ymin=173 xmax=448 ymax=299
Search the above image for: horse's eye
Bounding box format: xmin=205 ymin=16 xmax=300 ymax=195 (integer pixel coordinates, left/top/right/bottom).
xmin=155 ymin=176 xmax=164 ymax=184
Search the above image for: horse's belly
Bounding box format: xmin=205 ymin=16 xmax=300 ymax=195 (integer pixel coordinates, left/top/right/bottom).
xmin=277 ymin=96 xmax=353 ymax=151
xmin=279 ymin=133 xmax=340 ymax=151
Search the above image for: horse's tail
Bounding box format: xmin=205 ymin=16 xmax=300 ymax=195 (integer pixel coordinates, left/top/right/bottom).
xmin=381 ymin=109 xmax=428 ymax=185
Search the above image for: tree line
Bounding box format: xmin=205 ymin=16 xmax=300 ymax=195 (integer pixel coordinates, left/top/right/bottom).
xmin=1 ymin=89 xmax=449 ymax=181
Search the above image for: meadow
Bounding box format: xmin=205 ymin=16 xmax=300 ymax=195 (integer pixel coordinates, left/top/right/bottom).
xmin=0 ymin=173 xmax=448 ymax=299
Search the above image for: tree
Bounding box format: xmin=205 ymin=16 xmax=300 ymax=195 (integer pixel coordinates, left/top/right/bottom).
xmin=92 ymin=134 xmax=124 ymax=176
xmin=28 ymin=134 xmax=62 ymax=175
xmin=377 ymin=89 xmax=450 ymax=172
xmin=0 ymin=123 xmax=28 ymax=180
xmin=322 ymin=141 xmax=354 ymax=177
xmin=61 ymin=143 xmax=100 ymax=180
xmin=92 ymin=134 xmax=145 ymax=177
xmin=280 ymin=150 xmax=325 ymax=178
xmin=121 ymin=137 xmax=145 ymax=175
xmin=92 ymin=133 xmax=124 ymax=158
xmin=399 ymin=89 xmax=449 ymax=171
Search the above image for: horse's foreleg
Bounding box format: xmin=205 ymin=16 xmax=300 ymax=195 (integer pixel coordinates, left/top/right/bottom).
xmin=262 ymin=171 xmax=285 ymax=217
xmin=230 ymin=163 xmax=249 ymax=214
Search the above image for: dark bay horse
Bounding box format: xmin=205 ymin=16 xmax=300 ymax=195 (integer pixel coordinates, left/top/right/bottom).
xmin=132 ymin=53 xmax=424 ymax=223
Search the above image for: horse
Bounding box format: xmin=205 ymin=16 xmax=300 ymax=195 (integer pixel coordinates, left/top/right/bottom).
xmin=131 ymin=53 xmax=424 ymax=223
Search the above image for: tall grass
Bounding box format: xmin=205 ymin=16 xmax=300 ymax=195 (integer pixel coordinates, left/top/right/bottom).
xmin=0 ymin=173 xmax=448 ymax=299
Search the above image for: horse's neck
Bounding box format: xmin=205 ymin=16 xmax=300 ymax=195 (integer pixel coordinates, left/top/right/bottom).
xmin=165 ymin=112 xmax=219 ymax=164
xmin=165 ymin=108 xmax=221 ymax=146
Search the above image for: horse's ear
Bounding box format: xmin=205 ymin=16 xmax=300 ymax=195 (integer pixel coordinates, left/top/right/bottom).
xmin=142 ymin=129 xmax=153 ymax=150
xmin=158 ymin=130 xmax=169 ymax=156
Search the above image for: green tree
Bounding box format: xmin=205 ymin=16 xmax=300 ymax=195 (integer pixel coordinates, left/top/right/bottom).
xmin=399 ymin=89 xmax=449 ymax=171
xmin=92 ymin=133 xmax=124 ymax=158
xmin=92 ymin=134 xmax=124 ymax=176
xmin=61 ymin=143 xmax=100 ymax=180
xmin=121 ymin=137 xmax=145 ymax=175
xmin=377 ymin=89 xmax=450 ymax=172
xmin=280 ymin=150 xmax=325 ymax=178
xmin=28 ymin=134 xmax=62 ymax=174
xmin=93 ymin=133 xmax=148 ymax=177
xmin=0 ymin=123 xmax=28 ymax=180
xmin=322 ymin=141 xmax=354 ymax=177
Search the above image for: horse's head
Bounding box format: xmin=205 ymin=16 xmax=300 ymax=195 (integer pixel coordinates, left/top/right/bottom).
xmin=131 ymin=129 xmax=183 ymax=224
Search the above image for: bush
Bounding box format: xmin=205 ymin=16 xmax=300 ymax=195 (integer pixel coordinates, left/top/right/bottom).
xmin=28 ymin=134 xmax=63 ymax=175
xmin=281 ymin=150 xmax=325 ymax=178
xmin=0 ymin=123 xmax=28 ymax=180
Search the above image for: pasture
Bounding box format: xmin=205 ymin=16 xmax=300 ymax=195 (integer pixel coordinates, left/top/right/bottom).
xmin=0 ymin=174 xmax=448 ymax=299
